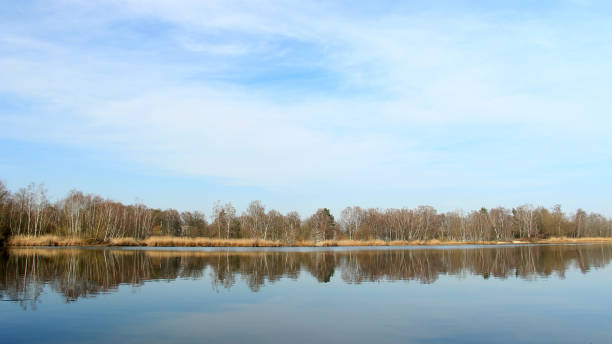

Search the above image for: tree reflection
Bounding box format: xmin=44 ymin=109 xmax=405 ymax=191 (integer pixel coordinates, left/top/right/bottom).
xmin=2 ymin=245 xmax=611 ymax=309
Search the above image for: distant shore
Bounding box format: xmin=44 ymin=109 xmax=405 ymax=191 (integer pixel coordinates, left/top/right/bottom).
xmin=6 ymin=235 xmax=612 ymax=248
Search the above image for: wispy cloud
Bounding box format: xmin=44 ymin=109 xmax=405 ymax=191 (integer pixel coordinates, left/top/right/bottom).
xmin=1 ymin=0 xmax=611 ymax=213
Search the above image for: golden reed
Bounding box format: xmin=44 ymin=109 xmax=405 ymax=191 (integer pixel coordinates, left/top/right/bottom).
xmin=7 ymin=235 xmax=612 ymax=247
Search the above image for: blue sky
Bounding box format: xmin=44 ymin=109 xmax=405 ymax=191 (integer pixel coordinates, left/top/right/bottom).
xmin=1 ymin=0 xmax=611 ymax=217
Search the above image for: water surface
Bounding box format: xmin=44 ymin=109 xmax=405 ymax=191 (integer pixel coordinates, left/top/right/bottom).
xmin=1 ymin=244 xmax=612 ymax=343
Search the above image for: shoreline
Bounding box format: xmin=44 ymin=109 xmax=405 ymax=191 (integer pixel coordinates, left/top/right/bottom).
xmin=6 ymin=235 xmax=612 ymax=248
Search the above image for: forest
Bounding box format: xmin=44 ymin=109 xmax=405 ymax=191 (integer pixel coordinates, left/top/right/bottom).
xmin=1 ymin=181 xmax=611 ymax=246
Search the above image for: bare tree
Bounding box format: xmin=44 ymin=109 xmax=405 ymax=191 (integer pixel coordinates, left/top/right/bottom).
xmin=2 ymin=181 xmax=611 ymax=243
xmin=340 ymin=206 xmax=363 ymax=240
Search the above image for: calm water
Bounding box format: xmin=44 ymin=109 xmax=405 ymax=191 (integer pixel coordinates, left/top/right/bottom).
xmin=1 ymin=244 xmax=612 ymax=343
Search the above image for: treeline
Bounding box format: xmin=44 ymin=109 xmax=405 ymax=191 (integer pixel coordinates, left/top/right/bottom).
xmin=1 ymin=181 xmax=611 ymax=243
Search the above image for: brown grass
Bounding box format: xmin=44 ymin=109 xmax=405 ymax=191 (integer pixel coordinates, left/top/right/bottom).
xmin=108 ymin=237 xmax=144 ymax=246
xmin=142 ymin=236 xmax=283 ymax=247
xmin=6 ymin=235 xmax=612 ymax=248
xmin=538 ymin=237 xmax=612 ymax=244
xmin=8 ymin=235 xmax=90 ymax=247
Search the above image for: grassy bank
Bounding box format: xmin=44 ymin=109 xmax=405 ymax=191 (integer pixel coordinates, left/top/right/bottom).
xmin=7 ymin=235 xmax=612 ymax=248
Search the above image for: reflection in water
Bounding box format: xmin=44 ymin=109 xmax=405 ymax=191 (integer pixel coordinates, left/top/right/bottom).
xmin=2 ymin=245 xmax=611 ymax=309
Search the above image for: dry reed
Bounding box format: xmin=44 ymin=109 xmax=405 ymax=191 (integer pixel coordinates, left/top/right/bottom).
xmin=8 ymin=235 xmax=90 ymax=247
xmin=142 ymin=236 xmax=283 ymax=247
xmin=6 ymin=235 xmax=612 ymax=248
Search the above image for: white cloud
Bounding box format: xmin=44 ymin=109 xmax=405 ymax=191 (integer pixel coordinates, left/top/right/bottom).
xmin=1 ymin=0 xmax=611 ymax=210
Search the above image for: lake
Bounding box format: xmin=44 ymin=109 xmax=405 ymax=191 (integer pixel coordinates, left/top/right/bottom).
xmin=1 ymin=244 xmax=612 ymax=343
